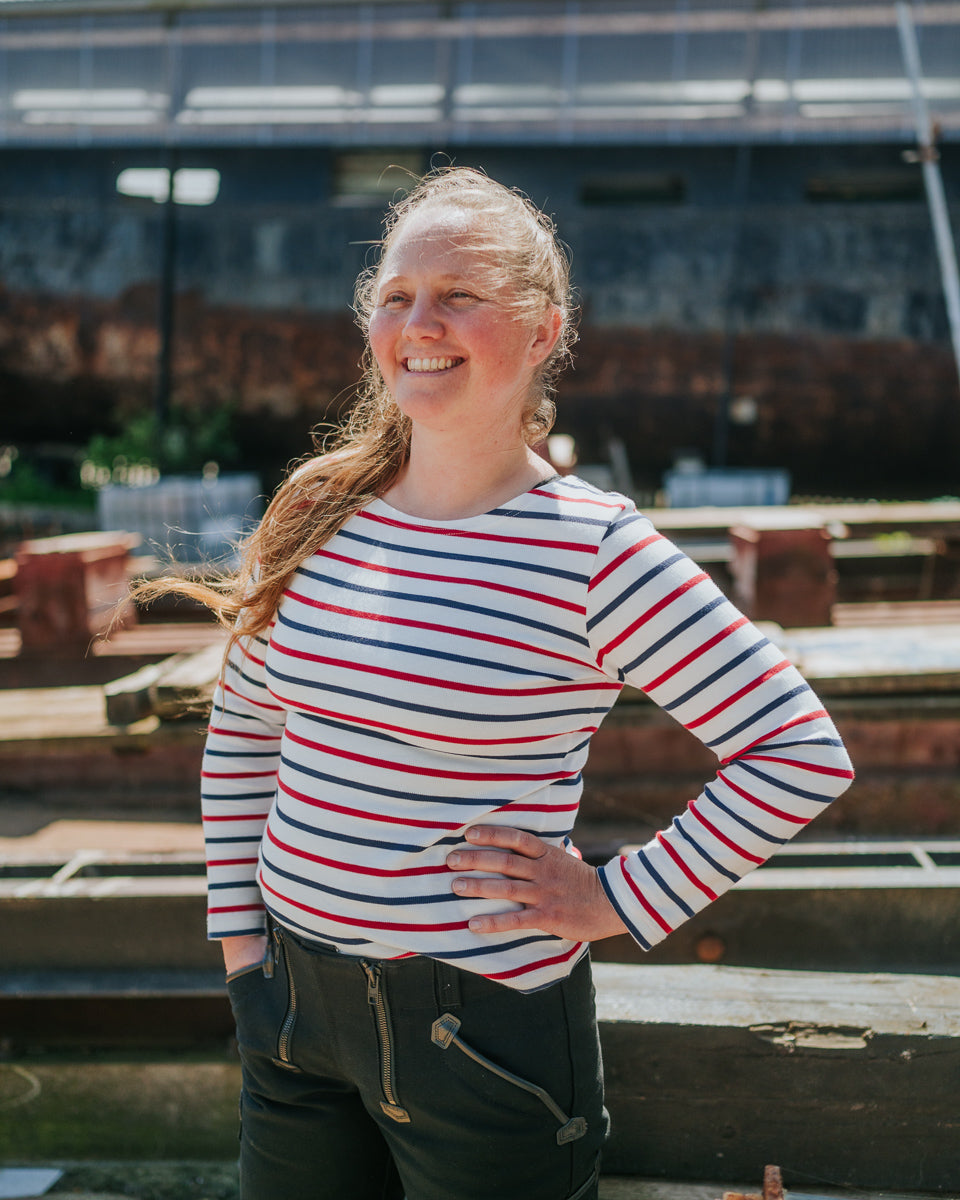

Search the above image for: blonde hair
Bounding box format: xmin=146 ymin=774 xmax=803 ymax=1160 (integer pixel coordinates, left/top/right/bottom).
xmin=133 ymin=167 xmax=577 ymax=643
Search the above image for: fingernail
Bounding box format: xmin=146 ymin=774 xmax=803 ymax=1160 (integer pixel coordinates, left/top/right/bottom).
xmin=447 ymin=852 xmax=461 ymax=867
xmin=452 ymin=878 xmax=467 ymax=893
xmin=468 ymin=918 xmax=483 ymax=931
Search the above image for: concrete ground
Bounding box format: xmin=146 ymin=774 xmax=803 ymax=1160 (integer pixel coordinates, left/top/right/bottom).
xmin=1 ymin=1163 xmax=953 ymax=1200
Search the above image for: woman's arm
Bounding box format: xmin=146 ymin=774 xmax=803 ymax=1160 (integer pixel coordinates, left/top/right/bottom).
xmin=202 ymin=624 xmax=287 ymax=944
xmin=447 ymin=507 xmax=853 ymax=946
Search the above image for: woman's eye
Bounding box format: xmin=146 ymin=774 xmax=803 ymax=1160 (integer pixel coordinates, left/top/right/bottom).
xmin=381 ymin=292 xmax=407 ymax=306
xmin=448 ymin=290 xmax=476 ymax=302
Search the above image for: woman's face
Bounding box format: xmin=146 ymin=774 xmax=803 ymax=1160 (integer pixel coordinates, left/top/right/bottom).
xmin=368 ymin=208 xmax=560 ymax=444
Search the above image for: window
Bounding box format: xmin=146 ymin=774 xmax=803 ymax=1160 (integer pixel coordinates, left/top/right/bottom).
xmin=332 ymin=152 xmax=426 ymax=206
xmin=580 ymin=173 xmax=686 ymax=206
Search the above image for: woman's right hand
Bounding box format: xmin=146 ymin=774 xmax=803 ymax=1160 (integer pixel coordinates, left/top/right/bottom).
xmin=221 ymin=932 xmax=269 ymax=976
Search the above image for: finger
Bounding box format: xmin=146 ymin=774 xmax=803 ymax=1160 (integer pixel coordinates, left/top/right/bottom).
xmin=463 ymin=824 xmax=549 ymax=858
xmin=467 ymin=907 xmax=543 ymax=935
xmin=451 ymin=874 xmax=539 ymax=904
xmin=446 ymin=847 xmax=536 ymax=876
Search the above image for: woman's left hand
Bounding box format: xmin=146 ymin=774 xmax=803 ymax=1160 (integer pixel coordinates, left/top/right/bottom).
xmin=446 ymin=825 xmax=628 ymax=942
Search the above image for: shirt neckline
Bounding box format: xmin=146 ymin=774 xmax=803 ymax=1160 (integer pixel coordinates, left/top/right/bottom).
xmin=369 ymin=474 xmax=562 ymax=527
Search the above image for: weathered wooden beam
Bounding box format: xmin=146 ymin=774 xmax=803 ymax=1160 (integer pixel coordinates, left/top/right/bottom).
xmin=594 ymin=963 xmax=960 ymax=1191
xmin=1 ymin=963 xmax=957 ymax=1191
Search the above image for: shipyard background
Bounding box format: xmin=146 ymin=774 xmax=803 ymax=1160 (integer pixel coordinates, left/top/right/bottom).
xmin=2 ymin=2 xmax=960 ymax=1199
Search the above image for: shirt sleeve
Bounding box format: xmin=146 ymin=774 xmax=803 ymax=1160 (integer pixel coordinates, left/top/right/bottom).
xmin=201 ymin=621 xmax=286 ymax=939
xmin=588 ymin=504 xmax=854 ymax=951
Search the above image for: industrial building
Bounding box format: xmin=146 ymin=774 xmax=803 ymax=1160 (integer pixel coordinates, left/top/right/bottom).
xmin=1 ymin=0 xmax=959 ymax=495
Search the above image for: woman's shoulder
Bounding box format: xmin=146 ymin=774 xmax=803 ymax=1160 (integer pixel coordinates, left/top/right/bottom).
xmin=544 ymin=474 xmax=647 ymax=525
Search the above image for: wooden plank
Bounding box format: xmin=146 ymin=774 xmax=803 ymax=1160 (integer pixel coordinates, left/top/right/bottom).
xmin=1 ymin=963 xmax=957 ymax=1190
xmin=594 ymin=963 xmax=960 ymax=1191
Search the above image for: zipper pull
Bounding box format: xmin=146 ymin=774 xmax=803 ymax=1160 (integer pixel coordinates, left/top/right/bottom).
xmin=363 ymin=961 xmax=380 ymax=1003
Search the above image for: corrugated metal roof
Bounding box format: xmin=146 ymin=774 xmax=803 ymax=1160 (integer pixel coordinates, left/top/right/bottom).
xmin=0 ymin=0 xmax=956 ymax=147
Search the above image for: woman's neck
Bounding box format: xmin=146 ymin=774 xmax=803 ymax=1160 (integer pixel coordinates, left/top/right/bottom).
xmin=382 ymin=438 xmax=556 ymax=521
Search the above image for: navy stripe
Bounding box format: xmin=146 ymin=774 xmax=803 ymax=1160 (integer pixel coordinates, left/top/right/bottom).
xmin=267 ymin=664 xmax=609 ymax=726
xmin=704 ymin=682 xmax=813 ymax=747
xmin=586 ymin=551 xmax=686 ymax=631
xmin=204 ymin=747 xmax=280 ymax=759
xmin=274 ymin=608 xmax=574 ymax=682
xmin=264 ymin=903 xmax=368 ymax=946
xmin=597 ymin=869 xmax=652 ymax=951
xmin=736 ymin=760 xmax=837 ymax=805
xmin=619 ymin=593 xmax=728 ymax=676
xmin=296 ymin=563 xmax=590 ymax=647
xmin=429 ymin=933 xmax=560 ymax=960
xmin=660 ymin=636 xmax=771 ymax=712
xmin=261 ymin=847 xmax=461 ymax=907
xmin=201 ymin=790 xmax=275 ymax=802
xmin=339 ymin=528 xmax=590 ymax=584
xmin=703 ymin=784 xmax=788 ymax=845
xmin=635 ymin=847 xmax=695 ymax=918
xmin=672 ymin=818 xmax=740 ymax=883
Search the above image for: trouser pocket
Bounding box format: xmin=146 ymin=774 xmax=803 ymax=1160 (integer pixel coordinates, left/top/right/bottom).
xmin=227 ymin=926 xmax=302 ymax=1074
xmin=431 ymin=1011 xmax=588 ymax=1146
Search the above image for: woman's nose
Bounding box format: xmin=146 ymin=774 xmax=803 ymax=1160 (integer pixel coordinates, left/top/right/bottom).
xmin=403 ymin=295 xmax=443 ymax=339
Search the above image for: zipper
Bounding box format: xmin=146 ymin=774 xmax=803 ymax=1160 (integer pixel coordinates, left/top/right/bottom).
xmin=270 ymin=925 xmax=301 ymax=1072
xmin=363 ymin=962 xmax=410 ymax=1123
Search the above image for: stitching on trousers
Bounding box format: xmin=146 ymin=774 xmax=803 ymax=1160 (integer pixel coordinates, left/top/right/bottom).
xmin=431 ymin=1012 xmax=588 ymax=1145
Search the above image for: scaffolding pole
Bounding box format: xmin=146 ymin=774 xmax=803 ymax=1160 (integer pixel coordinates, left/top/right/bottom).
xmin=896 ymin=0 xmax=960 ymax=390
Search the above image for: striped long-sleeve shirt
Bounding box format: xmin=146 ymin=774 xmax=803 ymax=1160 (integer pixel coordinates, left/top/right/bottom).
xmin=201 ymin=474 xmax=854 ymax=992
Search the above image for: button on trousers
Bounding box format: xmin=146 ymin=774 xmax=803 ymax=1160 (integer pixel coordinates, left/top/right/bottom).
xmin=226 ymin=924 xmax=607 ymax=1200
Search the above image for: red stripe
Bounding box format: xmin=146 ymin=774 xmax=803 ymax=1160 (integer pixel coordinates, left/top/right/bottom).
xmin=208 ymin=857 xmax=259 ymax=867
xmin=597 ymin=571 xmax=708 ymax=667
xmin=655 ymin=831 xmax=718 ymax=901
xmin=739 ymin=753 xmax=855 ymax=780
xmin=270 ymin=637 xmax=617 ymax=699
xmin=316 ymin=550 xmax=585 ymax=615
xmin=644 ymin=616 xmax=749 ymax=692
xmin=206 ymin=723 xmax=280 ymax=742
xmin=221 ymin=680 xmax=284 ymax=713
xmin=359 ymin=508 xmax=596 ymax=553
xmin=617 ymin=857 xmax=673 ymax=934
xmin=721 ymin=774 xmax=810 ymax=824
xmin=284 ymin=726 xmax=579 ymax=784
xmin=264 ymin=824 xmax=449 ymax=878
xmin=721 ymin=709 xmax=828 ymax=763
xmin=267 ymin=684 xmax=596 ymax=748
xmin=588 ymin=532 xmax=662 ymax=591
xmin=485 ymin=941 xmax=585 ymax=981
xmin=684 ymin=658 xmax=792 ymax=730
xmin=277 ymin=595 xmax=598 ymax=673
xmin=208 ymin=904 xmax=264 ymax=914
xmin=278 ymin=777 xmax=463 ymax=830
xmin=532 ymin=486 xmax=624 ymax=509
xmin=686 ymin=800 xmax=765 ymax=864
xmin=259 ymin=873 xmax=471 ymax=933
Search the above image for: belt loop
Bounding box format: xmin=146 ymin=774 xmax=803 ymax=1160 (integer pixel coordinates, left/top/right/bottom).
xmin=435 ymin=960 xmax=462 ymax=1010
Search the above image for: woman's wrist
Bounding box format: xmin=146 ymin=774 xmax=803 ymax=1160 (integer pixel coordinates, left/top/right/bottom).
xmin=220 ymin=932 xmax=269 ymax=975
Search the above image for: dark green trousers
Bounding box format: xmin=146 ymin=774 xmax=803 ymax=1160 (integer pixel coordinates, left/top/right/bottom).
xmin=226 ymin=923 xmax=607 ymax=1200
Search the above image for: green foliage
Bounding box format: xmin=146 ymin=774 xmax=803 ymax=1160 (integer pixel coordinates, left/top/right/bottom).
xmin=0 ymin=453 xmax=94 ymax=508
xmin=84 ymin=405 xmax=241 ymax=481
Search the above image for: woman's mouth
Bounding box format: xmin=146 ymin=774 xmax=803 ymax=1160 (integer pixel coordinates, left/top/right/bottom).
xmin=403 ymin=357 xmax=463 ymax=373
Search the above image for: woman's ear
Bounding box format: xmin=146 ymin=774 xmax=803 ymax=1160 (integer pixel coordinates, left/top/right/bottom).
xmin=527 ymin=305 xmax=564 ymax=367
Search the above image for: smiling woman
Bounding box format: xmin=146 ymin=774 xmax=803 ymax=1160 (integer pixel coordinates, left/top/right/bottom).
xmin=133 ymin=166 xmax=853 ymax=1200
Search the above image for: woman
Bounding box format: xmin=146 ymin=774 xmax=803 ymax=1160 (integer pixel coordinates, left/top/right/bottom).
xmin=176 ymin=168 xmax=852 ymax=1199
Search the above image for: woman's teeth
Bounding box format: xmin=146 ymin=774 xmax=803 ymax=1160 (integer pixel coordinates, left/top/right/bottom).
xmin=406 ymin=357 xmax=459 ymax=372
